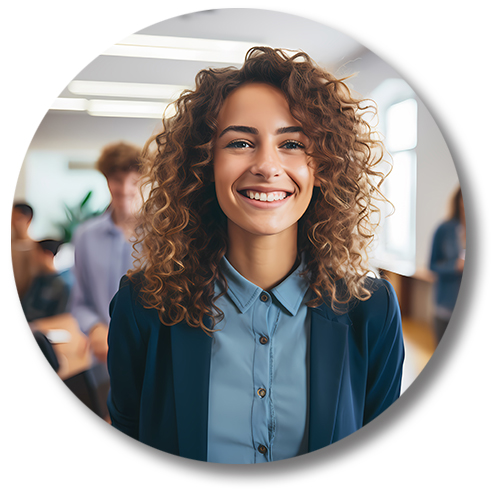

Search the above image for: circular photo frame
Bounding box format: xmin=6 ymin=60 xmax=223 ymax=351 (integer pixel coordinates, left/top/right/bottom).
xmin=11 ymin=8 xmax=464 ymax=465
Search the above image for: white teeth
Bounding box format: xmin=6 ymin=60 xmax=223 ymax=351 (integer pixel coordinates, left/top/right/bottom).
xmin=245 ymin=190 xmax=288 ymax=202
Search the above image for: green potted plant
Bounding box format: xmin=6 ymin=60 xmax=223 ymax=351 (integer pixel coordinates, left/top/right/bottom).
xmin=58 ymin=190 xmax=106 ymax=243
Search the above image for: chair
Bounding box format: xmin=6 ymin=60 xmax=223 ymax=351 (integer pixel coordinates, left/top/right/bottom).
xmin=63 ymin=364 xmax=110 ymax=420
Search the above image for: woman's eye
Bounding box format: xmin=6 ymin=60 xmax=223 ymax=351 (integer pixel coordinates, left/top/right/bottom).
xmin=226 ymin=140 xmax=252 ymax=149
xmin=281 ymin=140 xmax=305 ymax=150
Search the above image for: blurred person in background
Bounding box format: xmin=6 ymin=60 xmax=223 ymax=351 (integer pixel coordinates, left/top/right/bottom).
xmin=21 ymin=239 xmax=71 ymax=322
xmin=429 ymin=187 xmax=465 ymax=344
xmin=71 ymin=142 xmax=142 ymax=414
xmin=11 ymin=202 xmax=37 ymax=298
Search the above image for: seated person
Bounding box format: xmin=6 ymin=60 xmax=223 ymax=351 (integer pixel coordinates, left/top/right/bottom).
xmin=11 ymin=202 xmax=37 ymax=298
xmin=21 ymin=239 xmax=71 ymax=322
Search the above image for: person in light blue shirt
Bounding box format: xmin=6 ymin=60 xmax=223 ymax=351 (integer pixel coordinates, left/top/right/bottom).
xmin=71 ymin=210 xmax=135 ymax=337
xmin=71 ymin=142 xmax=142 ymax=415
xmin=107 ymin=47 xmax=404 ymax=463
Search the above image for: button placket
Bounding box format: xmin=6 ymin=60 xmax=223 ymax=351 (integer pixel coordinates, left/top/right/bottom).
xmin=251 ymin=292 xmax=272 ymax=462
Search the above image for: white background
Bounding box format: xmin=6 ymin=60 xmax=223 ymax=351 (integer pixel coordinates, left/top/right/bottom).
xmin=1 ymin=1 xmax=498 ymax=498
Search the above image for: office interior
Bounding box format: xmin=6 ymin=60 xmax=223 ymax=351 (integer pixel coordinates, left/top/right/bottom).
xmin=12 ymin=9 xmax=460 ymax=413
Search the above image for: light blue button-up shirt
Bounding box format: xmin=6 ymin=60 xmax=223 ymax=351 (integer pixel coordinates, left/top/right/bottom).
xmin=70 ymin=210 xmax=135 ymax=335
xmin=207 ymin=256 xmax=312 ymax=464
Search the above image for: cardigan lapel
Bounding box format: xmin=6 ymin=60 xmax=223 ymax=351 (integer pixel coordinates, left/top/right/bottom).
xmin=170 ymin=321 xmax=212 ymax=462
xmin=308 ymin=304 xmax=351 ymax=453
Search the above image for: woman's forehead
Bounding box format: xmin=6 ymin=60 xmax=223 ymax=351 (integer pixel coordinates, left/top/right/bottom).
xmin=217 ymin=82 xmax=300 ymax=130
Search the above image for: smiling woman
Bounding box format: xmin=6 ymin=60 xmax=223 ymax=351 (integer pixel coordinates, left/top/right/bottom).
xmin=106 ymin=47 xmax=404 ymax=464
xmin=213 ymin=83 xmax=319 ymax=288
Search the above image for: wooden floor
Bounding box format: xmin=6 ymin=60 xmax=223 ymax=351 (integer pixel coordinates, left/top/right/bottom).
xmin=400 ymin=317 xmax=437 ymax=392
xmin=402 ymin=317 xmax=436 ymax=369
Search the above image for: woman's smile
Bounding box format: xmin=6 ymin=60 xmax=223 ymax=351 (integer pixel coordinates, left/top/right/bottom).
xmin=236 ymin=186 xmax=294 ymax=210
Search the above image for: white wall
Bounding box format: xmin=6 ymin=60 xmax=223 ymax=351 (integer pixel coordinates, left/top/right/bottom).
xmin=415 ymin=99 xmax=459 ymax=269
xmin=18 ymin=150 xmax=110 ymax=240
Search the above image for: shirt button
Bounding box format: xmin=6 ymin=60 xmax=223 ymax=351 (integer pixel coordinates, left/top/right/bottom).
xmin=257 ymin=388 xmax=267 ymax=398
xmin=259 ymin=336 xmax=269 ymax=345
xmin=257 ymin=444 xmax=267 ymax=455
xmin=260 ymin=293 xmax=268 ymax=302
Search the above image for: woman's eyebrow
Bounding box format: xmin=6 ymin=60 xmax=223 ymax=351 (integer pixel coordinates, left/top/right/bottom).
xmin=218 ymin=125 xmax=259 ymax=138
xmin=218 ymin=125 xmax=304 ymax=138
xmin=276 ymin=126 xmax=304 ymax=134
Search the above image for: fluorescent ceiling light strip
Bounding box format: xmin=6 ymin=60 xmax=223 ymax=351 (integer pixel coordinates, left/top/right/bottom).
xmin=50 ymin=97 xmax=176 ymax=119
xmin=87 ymin=99 xmax=170 ymax=119
xmin=68 ymin=80 xmax=189 ymax=100
xmin=118 ymin=34 xmax=260 ymax=52
xmin=104 ymin=45 xmax=249 ymax=64
xmin=102 ymin=34 xmax=263 ymax=63
xmin=51 ymin=97 xmax=88 ymax=111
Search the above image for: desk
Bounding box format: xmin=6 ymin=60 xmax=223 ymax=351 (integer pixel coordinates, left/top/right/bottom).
xmin=380 ymin=268 xmax=435 ymax=322
xmin=32 ymin=313 xmax=92 ymax=380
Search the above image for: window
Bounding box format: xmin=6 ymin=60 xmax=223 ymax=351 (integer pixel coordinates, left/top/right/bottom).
xmin=370 ymin=80 xmax=417 ymax=276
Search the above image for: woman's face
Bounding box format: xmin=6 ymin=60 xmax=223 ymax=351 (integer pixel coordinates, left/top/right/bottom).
xmin=213 ymin=82 xmax=318 ymax=239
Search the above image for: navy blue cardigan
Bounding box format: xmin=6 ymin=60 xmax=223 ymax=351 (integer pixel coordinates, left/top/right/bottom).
xmin=429 ymin=218 xmax=464 ymax=312
xmin=107 ymin=276 xmax=404 ymax=461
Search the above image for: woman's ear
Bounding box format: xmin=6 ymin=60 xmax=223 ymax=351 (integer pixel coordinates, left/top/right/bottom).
xmin=309 ymin=156 xmax=321 ymax=187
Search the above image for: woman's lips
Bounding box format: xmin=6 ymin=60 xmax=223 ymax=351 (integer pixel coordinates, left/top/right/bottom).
xmin=243 ymin=189 xmax=290 ymax=202
xmin=237 ymin=189 xmax=293 ymax=208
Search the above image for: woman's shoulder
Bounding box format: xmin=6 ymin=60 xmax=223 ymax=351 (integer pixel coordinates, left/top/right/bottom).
xmin=315 ymin=276 xmax=399 ymax=325
xmin=111 ymin=272 xmax=161 ymax=327
xmin=344 ymin=276 xmax=400 ymax=331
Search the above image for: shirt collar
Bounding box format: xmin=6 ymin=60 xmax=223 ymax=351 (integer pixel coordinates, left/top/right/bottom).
xmin=217 ymin=255 xmax=310 ymax=316
xmin=102 ymin=208 xmax=123 ymax=236
xmin=271 ymin=257 xmax=310 ymax=315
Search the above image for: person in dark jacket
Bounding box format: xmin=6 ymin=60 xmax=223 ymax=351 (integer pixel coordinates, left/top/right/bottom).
xmin=21 ymin=239 xmax=71 ymax=323
xmin=429 ymin=187 xmax=466 ymax=344
xmin=107 ymin=47 xmax=405 ymax=463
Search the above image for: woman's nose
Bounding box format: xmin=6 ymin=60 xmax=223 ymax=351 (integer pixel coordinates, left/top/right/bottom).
xmin=250 ymin=143 xmax=283 ymax=179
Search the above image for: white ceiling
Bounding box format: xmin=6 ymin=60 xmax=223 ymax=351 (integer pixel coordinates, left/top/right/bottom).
xmin=28 ymin=9 xmax=368 ymax=152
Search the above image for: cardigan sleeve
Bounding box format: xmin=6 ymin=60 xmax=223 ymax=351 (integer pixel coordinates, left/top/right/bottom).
xmin=363 ymin=280 xmax=405 ymax=425
xmin=106 ymin=276 xmax=147 ymax=440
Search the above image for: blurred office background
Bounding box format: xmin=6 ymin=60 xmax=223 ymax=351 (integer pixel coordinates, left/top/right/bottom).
xmin=13 ymin=9 xmax=460 ymax=395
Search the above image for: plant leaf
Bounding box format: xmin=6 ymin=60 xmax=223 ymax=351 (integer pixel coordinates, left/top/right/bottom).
xmin=80 ymin=191 xmax=92 ymax=209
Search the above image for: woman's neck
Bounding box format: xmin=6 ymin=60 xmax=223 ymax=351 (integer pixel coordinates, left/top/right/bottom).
xmin=225 ymin=222 xmax=299 ymax=291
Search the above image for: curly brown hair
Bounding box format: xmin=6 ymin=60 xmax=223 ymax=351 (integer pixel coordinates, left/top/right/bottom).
xmin=130 ymin=46 xmax=388 ymax=335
